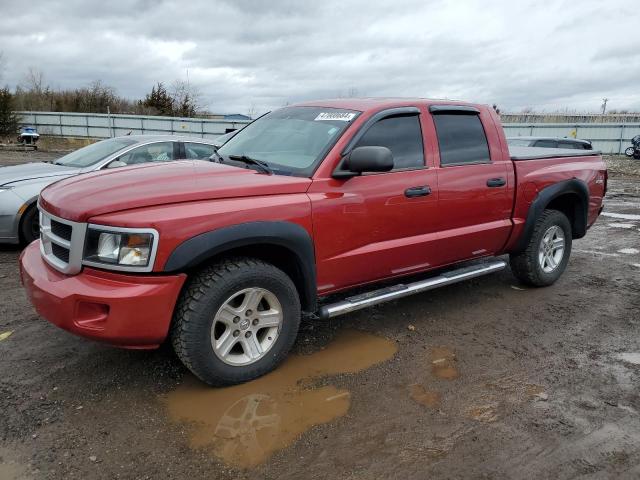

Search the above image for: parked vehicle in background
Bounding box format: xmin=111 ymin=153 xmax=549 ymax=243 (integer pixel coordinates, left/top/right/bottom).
xmin=20 ymin=98 xmax=606 ymax=386
xmin=17 ymin=126 xmax=40 ymax=147
xmin=0 ymin=135 xmax=221 ymax=245
xmin=508 ymin=136 xmax=593 ymax=150
xmin=624 ymin=135 xmax=640 ymax=159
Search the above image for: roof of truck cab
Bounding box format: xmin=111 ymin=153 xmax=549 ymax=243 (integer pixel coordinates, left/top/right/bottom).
xmin=293 ymin=97 xmax=486 ymax=112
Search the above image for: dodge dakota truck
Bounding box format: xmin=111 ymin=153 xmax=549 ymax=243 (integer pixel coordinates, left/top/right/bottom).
xmin=20 ymin=98 xmax=607 ymax=386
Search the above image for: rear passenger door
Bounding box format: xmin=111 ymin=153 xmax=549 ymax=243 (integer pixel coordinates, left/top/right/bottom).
xmin=429 ymin=107 xmax=513 ymax=264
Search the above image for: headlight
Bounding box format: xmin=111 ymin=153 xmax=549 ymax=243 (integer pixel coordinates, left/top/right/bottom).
xmin=83 ymin=226 xmax=158 ymax=270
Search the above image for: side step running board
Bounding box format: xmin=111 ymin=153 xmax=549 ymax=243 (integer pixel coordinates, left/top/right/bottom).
xmin=318 ymin=260 xmax=507 ymax=319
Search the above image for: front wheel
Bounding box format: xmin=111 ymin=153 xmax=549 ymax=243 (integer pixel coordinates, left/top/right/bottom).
xmin=20 ymin=205 xmax=40 ymax=244
xmin=625 ymin=147 xmax=635 ymax=157
xmin=171 ymin=257 xmax=301 ymax=386
xmin=509 ymin=210 xmax=572 ymax=287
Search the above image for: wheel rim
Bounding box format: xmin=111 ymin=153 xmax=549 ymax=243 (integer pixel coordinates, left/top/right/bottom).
xmin=211 ymin=287 xmax=283 ymax=366
xmin=538 ymin=225 xmax=565 ymax=273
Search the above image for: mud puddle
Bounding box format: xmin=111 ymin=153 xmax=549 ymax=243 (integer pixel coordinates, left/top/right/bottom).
xmin=164 ymin=329 xmax=397 ymax=468
xmin=409 ymin=384 xmax=441 ymax=408
xmin=430 ymin=347 xmax=459 ymax=380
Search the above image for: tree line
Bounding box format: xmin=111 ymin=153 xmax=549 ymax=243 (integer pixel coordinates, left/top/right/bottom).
xmin=0 ymin=62 xmax=204 ymax=138
xmin=10 ymin=68 xmax=201 ymax=116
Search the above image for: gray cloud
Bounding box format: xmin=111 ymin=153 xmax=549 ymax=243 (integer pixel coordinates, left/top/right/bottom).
xmin=1 ymin=0 xmax=639 ymax=114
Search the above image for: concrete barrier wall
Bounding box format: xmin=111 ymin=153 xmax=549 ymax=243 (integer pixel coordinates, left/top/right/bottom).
xmin=502 ymin=123 xmax=640 ymax=154
xmin=17 ymin=111 xmax=639 ymax=154
xmin=17 ymin=111 xmax=251 ymax=140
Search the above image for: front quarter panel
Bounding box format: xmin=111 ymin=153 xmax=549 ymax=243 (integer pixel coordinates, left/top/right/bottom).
xmin=87 ymin=194 xmax=314 ymax=273
xmin=0 ymin=188 xmax=25 ymax=242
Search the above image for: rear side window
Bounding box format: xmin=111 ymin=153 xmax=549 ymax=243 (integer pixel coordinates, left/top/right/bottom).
xmin=354 ymin=115 xmax=424 ymax=170
xmin=433 ymin=114 xmax=490 ymax=166
xmin=534 ymin=140 xmax=557 ymax=148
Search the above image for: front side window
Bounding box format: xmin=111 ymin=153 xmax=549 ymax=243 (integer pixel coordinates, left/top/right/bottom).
xmin=433 ymin=114 xmax=490 ymax=166
xmin=218 ymin=106 xmax=359 ymax=176
xmin=118 ymin=142 xmax=175 ymax=165
xmin=558 ymin=141 xmax=579 ymax=149
xmin=354 ymin=115 xmax=424 ymax=170
xmin=185 ymin=142 xmax=217 ymax=160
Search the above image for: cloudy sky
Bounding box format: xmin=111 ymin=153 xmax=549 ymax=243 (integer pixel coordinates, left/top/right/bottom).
xmin=1 ymin=0 xmax=639 ymax=115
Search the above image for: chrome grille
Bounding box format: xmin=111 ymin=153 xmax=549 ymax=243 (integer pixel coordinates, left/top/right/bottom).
xmin=39 ymin=207 xmax=87 ymax=275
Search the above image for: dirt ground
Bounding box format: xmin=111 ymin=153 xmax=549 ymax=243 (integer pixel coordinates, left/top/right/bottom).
xmin=1 ymin=150 xmax=639 ymax=479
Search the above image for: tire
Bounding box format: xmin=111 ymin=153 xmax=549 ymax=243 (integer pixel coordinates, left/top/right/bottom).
xmin=20 ymin=204 xmax=39 ymax=245
xmin=509 ymin=210 xmax=572 ymax=287
xmin=171 ymin=257 xmax=301 ymax=386
xmin=625 ymin=147 xmax=635 ymax=157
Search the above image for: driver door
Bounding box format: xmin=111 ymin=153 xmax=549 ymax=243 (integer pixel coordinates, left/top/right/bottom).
xmin=309 ymin=110 xmax=441 ymax=294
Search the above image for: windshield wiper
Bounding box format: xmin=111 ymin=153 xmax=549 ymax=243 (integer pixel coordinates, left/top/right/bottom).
xmin=227 ymin=154 xmax=273 ymax=175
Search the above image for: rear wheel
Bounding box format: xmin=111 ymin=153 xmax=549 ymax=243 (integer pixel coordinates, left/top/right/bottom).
xmin=171 ymin=257 xmax=301 ymax=386
xmin=509 ymin=210 xmax=572 ymax=287
xmin=625 ymin=147 xmax=635 ymax=157
xmin=20 ymin=204 xmax=39 ymax=244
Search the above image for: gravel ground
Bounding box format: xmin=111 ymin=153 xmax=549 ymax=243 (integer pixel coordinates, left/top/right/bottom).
xmin=1 ymin=149 xmax=639 ymax=479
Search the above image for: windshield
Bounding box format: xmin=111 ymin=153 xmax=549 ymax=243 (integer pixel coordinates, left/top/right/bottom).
xmin=54 ymin=137 xmax=137 ymax=168
xmin=217 ymin=106 xmax=360 ymax=176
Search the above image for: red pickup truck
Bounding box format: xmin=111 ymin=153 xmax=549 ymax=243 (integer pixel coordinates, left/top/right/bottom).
xmin=20 ymin=98 xmax=606 ymax=386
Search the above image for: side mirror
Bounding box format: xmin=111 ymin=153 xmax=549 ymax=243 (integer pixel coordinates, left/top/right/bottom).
xmin=333 ymin=146 xmax=394 ymax=178
xmin=107 ymin=160 xmax=126 ymax=169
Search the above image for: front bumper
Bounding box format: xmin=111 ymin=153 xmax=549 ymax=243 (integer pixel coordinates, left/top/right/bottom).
xmin=19 ymin=241 xmax=187 ymax=348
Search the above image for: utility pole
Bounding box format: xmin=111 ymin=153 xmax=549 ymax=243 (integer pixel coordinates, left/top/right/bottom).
xmin=601 ymin=98 xmax=608 ymax=115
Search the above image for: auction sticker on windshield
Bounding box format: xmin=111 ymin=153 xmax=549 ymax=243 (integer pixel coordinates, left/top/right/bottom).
xmin=314 ymin=112 xmax=356 ymax=121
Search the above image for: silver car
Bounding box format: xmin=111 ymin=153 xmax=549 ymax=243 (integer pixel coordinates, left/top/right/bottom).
xmin=0 ymin=135 xmax=225 ymax=244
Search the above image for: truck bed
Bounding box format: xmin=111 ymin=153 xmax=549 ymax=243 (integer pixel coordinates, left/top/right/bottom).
xmin=509 ymin=146 xmax=602 ymax=161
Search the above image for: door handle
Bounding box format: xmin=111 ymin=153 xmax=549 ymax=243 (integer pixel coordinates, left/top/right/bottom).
xmin=486 ymin=177 xmax=506 ymax=187
xmin=405 ymin=185 xmax=432 ymax=198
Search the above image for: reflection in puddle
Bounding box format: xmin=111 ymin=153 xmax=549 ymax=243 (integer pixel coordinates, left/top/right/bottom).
xmin=409 ymin=383 xmax=441 ymax=408
xmin=164 ymin=329 xmax=397 ymax=468
xmin=430 ymin=347 xmax=459 ymax=380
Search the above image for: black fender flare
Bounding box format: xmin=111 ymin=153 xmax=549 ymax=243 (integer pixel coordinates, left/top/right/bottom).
xmin=163 ymin=221 xmax=317 ymax=310
xmin=513 ymin=179 xmax=589 ymax=253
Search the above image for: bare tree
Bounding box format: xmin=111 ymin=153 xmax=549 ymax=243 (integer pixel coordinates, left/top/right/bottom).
xmin=23 ymin=67 xmax=45 ymax=94
xmin=171 ymin=79 xmax=202 ymax=116
xmin=246 ymin=103 xmax=257 ymax=119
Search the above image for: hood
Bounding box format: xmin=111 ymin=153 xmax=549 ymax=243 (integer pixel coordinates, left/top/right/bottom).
xmin=40 ymin=160 xmax=312 ymax=222
xmin=0 ymin=162 xmax=79 ymax=186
